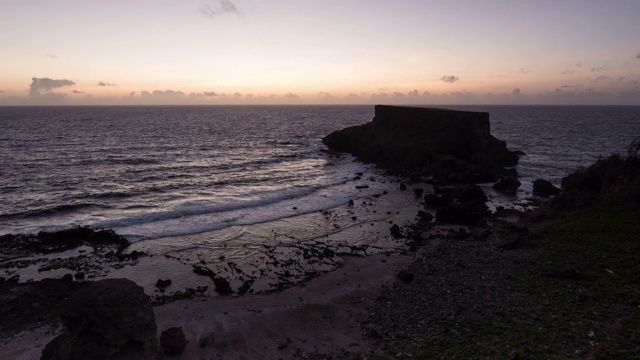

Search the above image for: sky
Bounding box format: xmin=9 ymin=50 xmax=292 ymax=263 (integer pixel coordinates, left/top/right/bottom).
xmin=1 ymin=0 xmax=639 ymax=105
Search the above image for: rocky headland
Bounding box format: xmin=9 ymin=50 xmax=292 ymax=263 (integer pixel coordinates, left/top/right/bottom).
xmin=323 ymin=105 xmax=520 ymax=184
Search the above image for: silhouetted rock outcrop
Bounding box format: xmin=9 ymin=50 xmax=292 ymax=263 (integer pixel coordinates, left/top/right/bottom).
xmin=322 ymin=105 xmax=519 ymax=184
xmin=41 ymin=279 xmax=160 ymax=360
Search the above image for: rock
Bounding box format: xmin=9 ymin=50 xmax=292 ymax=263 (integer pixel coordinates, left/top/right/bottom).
xmin=436 ymin=203 xmax=489 ymax=226
xmin=413 ymin=188 xmax=424 ymax=197
xmin=399 ymin=183 xmax=407 ymax=191
xmin=533 ymin=179 xmax=561 ymax=196
xmin=424 ymin=194 xmax=451 ymax=207
xmin=322 ymin=105 xmax=518 ymax=184
xmin=74 ymin=272 xmax=85 ymax=280
xmin=41 ymin=279 xmax=159 ymax=360
xmin=389 ymin=224 xmax=402 ymax=238
xmin=160 ymin=327 xmax=187 ymax=355
xmin=61 ymin=274 xmax=73 ymax=282
xmin=417 ymin=210 xmax=434 ymax=223
xmin=213 ymin=277 xmax=232 ymax=295
xmin=397 ymin=271 xmax=414 ymax=283
xmin=348 ymin=199 xmax=354 ymax=206
xmin=458 ymin=184 xmax=487 ymax=204
xmin=155 ymin=279 xmax=172 ymax=288
xmin=356 ymin=185 xmax=369 ymax=189
xmin=492 ymin=177 xmax=521 ymax=193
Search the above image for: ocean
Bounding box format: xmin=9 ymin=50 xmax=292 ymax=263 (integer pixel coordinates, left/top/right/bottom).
xmin=1 ymin=105 xmax=639 ymax=290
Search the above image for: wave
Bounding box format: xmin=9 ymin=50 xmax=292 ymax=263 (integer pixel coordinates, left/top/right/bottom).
xmin=0 ymin=202 xmax=107 ymax=220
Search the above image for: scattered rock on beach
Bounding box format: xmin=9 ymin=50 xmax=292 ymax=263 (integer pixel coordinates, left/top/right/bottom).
xmin=155 ymin=279 xmax=172 ymax=288
xmin=424 ymin=194 xmax=451 ymax=208
xmin=160 ymin=327 xmax=187 ymax=355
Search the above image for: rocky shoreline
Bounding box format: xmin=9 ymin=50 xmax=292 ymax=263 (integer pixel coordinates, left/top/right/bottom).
xmin=2 ymin=107 xmax=637 ymax=359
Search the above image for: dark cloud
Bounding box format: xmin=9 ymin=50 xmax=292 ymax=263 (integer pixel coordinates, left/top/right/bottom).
xmin=393 ymin=92 xmax=405 ymax=97
xmin=72 ymin=90 xmax=85 ymax=94
xmin=203 ymin=91 xmax=219 ymax=97
xmin=591 ymin=65 xmax=607 ymax=72
xmin=98 ymin=81 xmax=116 ymax=86
xmin=561 ymin=84 xmax=584 ymax=88
xmin=519 ymin=68 xmax=531 ymax=74
xmin=561 ymin=69 xmax=577 ymax=75
xmin=440 ymin=75 xmax=459 ymax=83
xmin=29 ymin=77 xmax=76 ymax=96
xmin=200 ymin=0 xmax=242 ymax=18
xmin=129 ymin=91 xmax=136 ymax=97
xmin=512 ymin=88 xmax=521 ymax=95
xmin=576 ymin=62 xmax=582 ymax=68
xmin=407 ymin=90 xmax=419 ymax=96
xmin=636 ymin=53 xmax=640 ymax=59
xmin=0 ymin=90 xmax=6 ymax=93
xmin=285 ymin=92 xmax=299 ymax=98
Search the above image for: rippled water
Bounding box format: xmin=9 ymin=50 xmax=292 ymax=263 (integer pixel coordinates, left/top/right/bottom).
xmin=1 ymin=105 xmax=639 ymax=241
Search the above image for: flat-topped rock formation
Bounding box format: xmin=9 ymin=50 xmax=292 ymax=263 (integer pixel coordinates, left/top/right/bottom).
xmin=323 ymin=105 xmax=519 ymax=184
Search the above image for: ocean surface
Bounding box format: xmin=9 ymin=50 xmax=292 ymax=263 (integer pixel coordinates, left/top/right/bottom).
xmin=2 ymin=105 xmax=639 ymax=243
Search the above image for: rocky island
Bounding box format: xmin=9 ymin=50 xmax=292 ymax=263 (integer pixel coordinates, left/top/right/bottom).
xmin=323 ymin=105 xmax=520 ymax=184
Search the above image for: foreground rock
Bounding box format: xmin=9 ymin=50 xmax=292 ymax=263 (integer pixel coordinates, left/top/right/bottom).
xmin=41 ymin=279 xmax=160 ymax=360
xmin=323 ymin=105 xmax=519 ymax=184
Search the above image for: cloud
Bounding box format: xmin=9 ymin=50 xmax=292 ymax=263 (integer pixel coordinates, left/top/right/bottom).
xmin=98 ymin=81 xmax=116 ymax=86
xmin=561 ymin=70 xmax=577 ymax=75
xmin=129 ymin=91 xmax=136 ymax=97
xmin=200 ymin=0 xmax=242 ymax=18
xmin=45 ymin=54 xmax=56 ymax=58
xmin=636 ymin=53 xmax=640 ymax=59
xmin=593 ymin=75 xmax=608 ymax=82
xmin=203 ymin=91 xmax=219 ymax=97
xmin=440 ymin=75 xmax=459 ymax=83
xmin=285 ymin=92 xmax=299 ymax=98
xmin=561 ymin=84 xmax=584 ymax=88
xmin=29 ymin=77 xmax=75 ymax=96
xmin=0 ymin=90 xmax=6 ymax=93
xmin=407 ymin=90 xmax=419 ymax=97
xmin=576 ymin=62 xmax=582 ymax=68
xmin=318 ymin=92 xmax=334 ymax=98
xmin=591 ymin=65 xmax=607 ymax=72
xmin=519 ymin=68 xmax=531 ymax=74
xmin=72 ymin=90 xmax=85 ymax=94
xmin=393 ymin=92 xmax=405 ymax=97
xmin=512 ymin=88 xmax=521 ymax=95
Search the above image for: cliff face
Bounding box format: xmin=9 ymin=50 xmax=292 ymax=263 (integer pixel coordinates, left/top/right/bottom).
xmin=322 ymin=105 xmax=519 ymax=183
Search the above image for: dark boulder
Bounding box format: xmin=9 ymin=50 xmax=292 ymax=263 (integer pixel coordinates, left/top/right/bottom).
xmin=155 ymin=279 xmax=172 ymax=288
xmin=160 ymin=327 xmax=187 ymax=355
xmin=322 ymin=105 xmax=518 ymax=184
xmin=458 ymin=184 xmax=488 ymax=204
xmin=417 ymin=210 xmax=434 ymax=223
xmin=389 ymin=224 xmax=402 ymax=238
xmin=492 ymin=177 xmax=522 ymax=193
xmin=424 ymin=194 xmax=451 ymax=208
xmin=436 ymin=203 xmax=489 ymax=226
xmin=41 ymin=279 xmax=159 ymax=360
xmin=533 ymin=179 xmax=561 ymax=196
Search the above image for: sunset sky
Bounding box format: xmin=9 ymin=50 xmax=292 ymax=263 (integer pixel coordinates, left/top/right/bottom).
xmin=1 ymin=0 xmax=639 ymax=105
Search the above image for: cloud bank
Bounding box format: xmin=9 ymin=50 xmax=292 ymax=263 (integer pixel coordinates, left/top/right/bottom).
xmin=29 ymin=77 xmax=75 ymax=96
xmin=98 ymin=81 xmax=116 ymax=86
